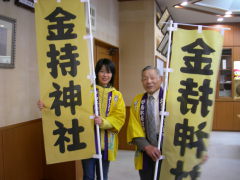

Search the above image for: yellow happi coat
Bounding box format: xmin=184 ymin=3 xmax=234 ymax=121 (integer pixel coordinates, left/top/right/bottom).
xmin=96 ymin=85 xmax=126 ymax=161
xmin=127 ymin=93 xmax=152 ymax=170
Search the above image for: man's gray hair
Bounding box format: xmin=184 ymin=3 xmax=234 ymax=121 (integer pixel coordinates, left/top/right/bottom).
xmin=141 ymin=65 xmax=161 ymax=76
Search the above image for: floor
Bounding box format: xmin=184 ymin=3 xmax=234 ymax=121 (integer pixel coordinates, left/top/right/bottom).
xmin=108 ymin=131 xmax=240 ymax=180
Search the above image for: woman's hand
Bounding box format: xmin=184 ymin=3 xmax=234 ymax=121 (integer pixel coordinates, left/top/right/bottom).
xmin=94 ymin=116 xmax=102 ymax=125
xmin=37 ymin=100 xmax=46 ymax=111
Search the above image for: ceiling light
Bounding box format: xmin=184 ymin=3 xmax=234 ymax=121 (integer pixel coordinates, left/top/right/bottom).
xmin=174 ymin=5 xmax=182 ymax=8
xmin=225 ymin=11 xmax=232 ymax=15
xmin=217 ymin=17 xmax=224 ymax=22
xmin=180 ymin=1 xmax=188 ymax=6
xmin=224 ymin=14 xmax=232 ymax=18
xmin=0 ymin=25 xmax=4 ymax=28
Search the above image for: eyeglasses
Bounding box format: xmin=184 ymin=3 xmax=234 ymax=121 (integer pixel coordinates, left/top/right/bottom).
xmin=99 ymin=70 xmax=112 ymax=75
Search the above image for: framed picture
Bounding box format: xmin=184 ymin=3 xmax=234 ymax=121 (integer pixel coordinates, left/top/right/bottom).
xmin=155 ymin=1 xmax=162 ymax=26
xmin=84 ymin=3 xmax=96 ymax=33
xmin=0 ymin=15 xmax=16 ymax=68
xmin=157 ymin=32 xmax=169 ymax=56
xmin=155 ymin=56 xmax=166 ymax=87
xmin=161 ymin=16 xmax=172 ymax=35
xmin=155 ymin=56 xmax=165 ymax=77
xmin=15 ymin=0 xmax=34 ymax=11
xmin=162 ymin=40 xmax=169 ymax=57
xmin=157 ymin=9 xmax=170 ymax=30
xmin=155 ymin=8 xmax=172 ymax=59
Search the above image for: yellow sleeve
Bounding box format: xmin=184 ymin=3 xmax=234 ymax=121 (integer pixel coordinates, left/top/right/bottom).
xmin=106 ymin=91 xmax=126 ymax=133
xmin=127 ymin=95 xmax=145 ymax=144
xmin=99 ymin=117 xmax=113 ymax=129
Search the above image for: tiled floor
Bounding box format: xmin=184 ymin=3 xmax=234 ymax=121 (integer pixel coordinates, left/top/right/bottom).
xmin=108 ymin=131 xmax=240 ymax=180
xmin=201 ymin=132 xmax=240 ymax=180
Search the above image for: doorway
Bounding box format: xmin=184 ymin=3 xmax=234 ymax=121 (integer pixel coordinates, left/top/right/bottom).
xmin=94 ymin=39 xmax=119 ymax=90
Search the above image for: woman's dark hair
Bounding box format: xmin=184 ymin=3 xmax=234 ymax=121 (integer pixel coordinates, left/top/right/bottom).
xmin=95 ymin=58 xmax=115 ymax=86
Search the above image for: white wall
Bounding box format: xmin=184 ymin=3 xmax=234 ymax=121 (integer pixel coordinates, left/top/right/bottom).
xmin=91 ymin=0 xmax=119 ymax=46
xmin=119 ymin=0 xmax=155 ymax=105
xmin=0 ymin=1 xmax=40 ymax=127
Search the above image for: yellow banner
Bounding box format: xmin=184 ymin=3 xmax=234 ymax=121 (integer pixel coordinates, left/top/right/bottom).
xmin=160 ymin=29 xmax=223 ymax=179
xmin=35 ymin=0 xmax=95 ymax=164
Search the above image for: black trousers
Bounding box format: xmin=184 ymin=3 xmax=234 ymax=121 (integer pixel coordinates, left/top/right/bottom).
xmin=139 ymin=152 xmax=162 ymax=180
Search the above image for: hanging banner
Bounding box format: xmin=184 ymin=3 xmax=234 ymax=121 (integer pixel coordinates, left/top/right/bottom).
xmin=35 ymin=0 xmax=95 ymax=164
xmin=160 ymin=29 xmax=223 ymax=179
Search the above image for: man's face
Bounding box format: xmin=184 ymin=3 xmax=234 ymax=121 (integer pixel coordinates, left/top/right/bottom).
xmin=142 ymin=69 xmax=162 ymax=94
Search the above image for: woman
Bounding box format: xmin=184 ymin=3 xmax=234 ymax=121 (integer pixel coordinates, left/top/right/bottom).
xmin=38 ymin=58 xmax=126 ymax=180
xmin=82 ymin=58 xmax=126 ymax=180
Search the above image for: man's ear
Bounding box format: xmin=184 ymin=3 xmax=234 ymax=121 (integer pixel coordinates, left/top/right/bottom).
xmin=159 ymin=76 xmax=163 ymax=82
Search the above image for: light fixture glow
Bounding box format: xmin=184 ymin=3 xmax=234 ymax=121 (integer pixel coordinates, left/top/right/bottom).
xmin=174 ymin=5 xmax=181 ymax=8
xmin=181 ymin=1 xmax=188 ymax=6
xmin=224 ymin=14 xmax=232 ymax=18
xmin=225 ymin=11 xmax=232 ymax=15
xmin=217 ymin=17 xmax=224 ymax=22
xmin=0 ymin=25 xmax=4 ymax=28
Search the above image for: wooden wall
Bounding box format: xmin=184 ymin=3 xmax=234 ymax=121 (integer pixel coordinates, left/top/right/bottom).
xmin=0 ymin=119 xmax=81 ymax=180
xmin=0 ymin=131 xmax=3 ymax=180
xmin=213 ymin=23 xmax=240 ymax=131
xmin=0 ymin=106 xmax=132 ymax=180
xmin=118 ymin=107 xmax=135 ymax=150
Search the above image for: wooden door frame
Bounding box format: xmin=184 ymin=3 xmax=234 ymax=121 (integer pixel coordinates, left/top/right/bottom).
xmin=94 ymin=38 xmax=119 ymax=89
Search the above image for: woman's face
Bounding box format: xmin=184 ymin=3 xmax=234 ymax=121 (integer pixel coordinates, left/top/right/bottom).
xmin=98 ymin=65 xmax=112 ymax=86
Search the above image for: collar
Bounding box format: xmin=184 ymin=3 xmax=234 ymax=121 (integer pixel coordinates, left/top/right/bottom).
xmin=96 ymin=84 xmax=115 ymax=93
xmin=148 ymin=89 xmax=160 ymax=100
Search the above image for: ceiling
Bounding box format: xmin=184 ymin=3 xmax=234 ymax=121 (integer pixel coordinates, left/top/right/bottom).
xmin=156 ymin=0 xmax=240 ymax=24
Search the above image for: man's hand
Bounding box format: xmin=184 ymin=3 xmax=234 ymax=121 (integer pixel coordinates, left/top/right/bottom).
xmin=144 ymin=145 xmax=161 ymax=161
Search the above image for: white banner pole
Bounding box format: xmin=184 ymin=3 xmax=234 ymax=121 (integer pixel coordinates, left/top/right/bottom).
xmin=153 ymin=20 xmax=174 ymax=180
xmin=82 ymin=0 xmax=103 ymax=180
xmin=158 ymin=21 xmax=230 ymax=31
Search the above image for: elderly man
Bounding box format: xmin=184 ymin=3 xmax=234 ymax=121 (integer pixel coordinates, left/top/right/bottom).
xmin=127 ymin=65 xmax=164 ymax=180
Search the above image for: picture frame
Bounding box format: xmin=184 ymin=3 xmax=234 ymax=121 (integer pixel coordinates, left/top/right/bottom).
xmin=155 ymin=8 xmax=172 ymax=59
xmin=155 ymin=56 xmax=166 ymax=88
xmin=157 ymin=8 xmax=170 ymax=30
xmin=155 ymin=1 xmax=162 ymax=26
xmin=0 ymin=15 xmax=16 ymax=68
xmin=161 ymin=16 xmax=172 ymax=35
xmin=15 ymin=0 xmax=34 ymax=11
xmin=155 ymin=56 xmax=165 ymax=77
xmin=162 ymin=39 xmax=169 ymax=57
xmin=84 ymin=3 xmax=96 ymax=33
xmin=157 ymin=32 xmax=169 ymax=57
